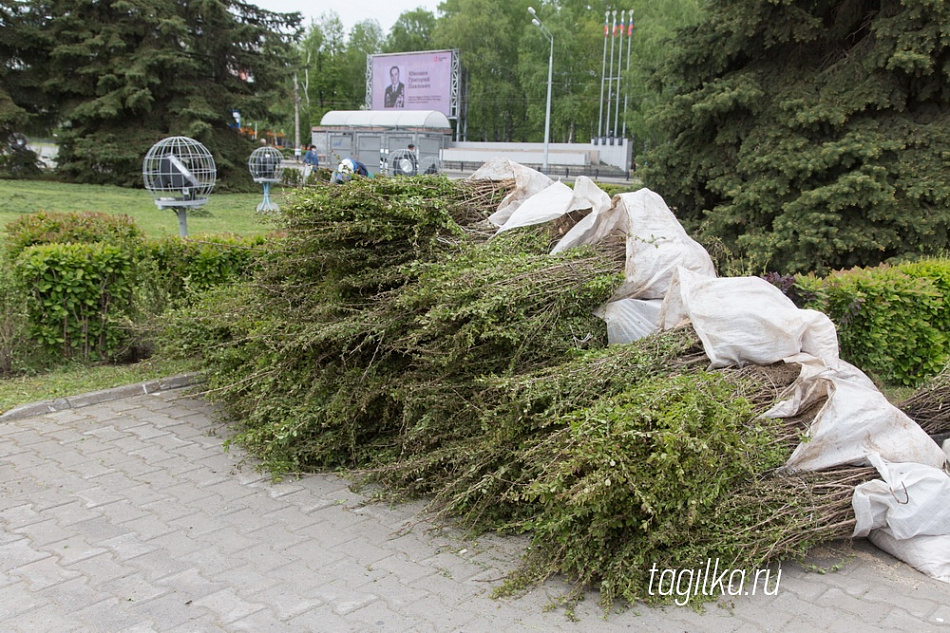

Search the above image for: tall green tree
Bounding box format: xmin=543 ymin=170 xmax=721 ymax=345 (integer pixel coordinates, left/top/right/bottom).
xmin=643 ymin=0 xmax=950 ymax=274
xmin=435 ymin=0 xmax=531 ymax=141
xmin=619 ymin=0 xmax=703 ymax=153
xmin=517 ymin=1 xmax=605 ymax=144
xmin=0 ymin=0 xmax=52 ymax=174
xmin=304 ymin=13 xmax=347 ymax=124
xmin=2 ymin=0 xmax=301 ymax=188
xmin=385 ymin=9 xmax=436 ymax=53
xmin=343 ymin=20 xmax=384 ymax=108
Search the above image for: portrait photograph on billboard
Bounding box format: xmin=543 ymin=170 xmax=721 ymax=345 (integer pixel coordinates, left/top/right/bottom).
xmin=367 ymin=50 xmax=458 ymax=117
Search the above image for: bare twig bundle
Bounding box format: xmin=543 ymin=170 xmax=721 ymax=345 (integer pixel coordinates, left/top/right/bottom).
xmin=717 ymin=466 xmax=877 ymax=564
xmin=450 ymin=179 xmax=515 ymax=226
xmin=899 ymin=363 xmax=950 ymax=435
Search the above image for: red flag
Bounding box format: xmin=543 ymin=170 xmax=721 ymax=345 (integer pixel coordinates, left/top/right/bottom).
xmin=613 ymin=21 xmax=621 ymax=36
xmin=628 ymin=21 xmax=635 ymax=36
xmin=604 ymin=13 xmax=609 ymax=37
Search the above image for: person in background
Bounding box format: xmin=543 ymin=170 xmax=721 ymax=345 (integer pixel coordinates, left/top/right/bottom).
xmin=332 ymin=158 xmax=369 ymax=184
xmin=303 ymin=144 xmax=319 ymax=179
xmin=406 ymin=143 xmax=419 ymax=175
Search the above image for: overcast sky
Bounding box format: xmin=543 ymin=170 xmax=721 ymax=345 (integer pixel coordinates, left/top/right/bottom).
xmin=254 ymin=0 xmax=443 ymax=36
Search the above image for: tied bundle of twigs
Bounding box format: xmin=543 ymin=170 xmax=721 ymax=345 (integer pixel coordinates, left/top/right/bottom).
xmin=452 ymin=178 xmax=515 ymax=227
xmin=899 ymin=363 xmax=950 ymax=435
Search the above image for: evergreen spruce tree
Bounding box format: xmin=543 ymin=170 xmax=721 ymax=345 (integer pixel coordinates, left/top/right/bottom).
xmin=0 ymin=0 xmax=299 ymax=188
xmin=643 ymin=0 xmax=950 ymax=274
xmin=0 ymin=0 xmax=51 ymax=175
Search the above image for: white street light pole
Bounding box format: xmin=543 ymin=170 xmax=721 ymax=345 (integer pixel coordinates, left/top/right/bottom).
xmin=529 ymin=7 xmax=553 ymax=173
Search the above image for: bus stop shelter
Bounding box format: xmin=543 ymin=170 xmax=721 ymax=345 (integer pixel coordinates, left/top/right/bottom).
xmin=313 ymin=110 xmax=452 ymax=176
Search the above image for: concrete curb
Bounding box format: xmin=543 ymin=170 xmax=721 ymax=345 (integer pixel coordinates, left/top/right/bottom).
xmin=0 ymin=372 xmax=206 ymax=422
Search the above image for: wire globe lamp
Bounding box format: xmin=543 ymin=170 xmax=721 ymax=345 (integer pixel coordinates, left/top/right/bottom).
xmin=142 ymin=136 xmax=216 ymax=236
xmin=248 ymin=146 xmax=284 ymax=212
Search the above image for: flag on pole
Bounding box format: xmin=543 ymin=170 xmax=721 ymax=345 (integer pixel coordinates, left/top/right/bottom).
xmin=604 ymin=13 xmax=609 ymax=37
xmin=618 ymin=13 xmax=625 ymax=37
xmin=613 ymin=18 xmax=622 ymax=36
xmin=628 ymin=20 xmax=635 ymax=36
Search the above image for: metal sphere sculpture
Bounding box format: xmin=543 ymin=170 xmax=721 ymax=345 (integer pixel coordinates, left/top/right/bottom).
xmin=388 ymin=149 xmax=417 ymax=177
xmin=248 ymin=146 xmax=284 ymax=212
xmin=142 ymin=136 xmax=216 ymax=237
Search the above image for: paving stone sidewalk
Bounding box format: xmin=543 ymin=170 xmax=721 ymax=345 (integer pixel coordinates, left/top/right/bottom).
xmin=1 ymin=388 xmax=948 ymax=632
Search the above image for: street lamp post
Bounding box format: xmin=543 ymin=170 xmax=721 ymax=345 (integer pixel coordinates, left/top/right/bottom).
xmin=528 ymin=7 xmax=553 ymax=173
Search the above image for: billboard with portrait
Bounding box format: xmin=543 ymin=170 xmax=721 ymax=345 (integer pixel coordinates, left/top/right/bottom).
xmin=367 ymin=50 xmax=457 ymax=117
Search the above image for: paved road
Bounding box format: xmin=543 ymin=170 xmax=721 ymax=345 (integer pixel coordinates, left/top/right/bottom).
xmin=1 ymin=388 xmax=948 ymax=632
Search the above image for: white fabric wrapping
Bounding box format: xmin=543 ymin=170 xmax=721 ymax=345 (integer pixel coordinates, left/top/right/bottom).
xmin=613 ymin=189 xmax=716 ymax=300
xmin=768 ymin=356 xmax=948 ymax=472
xmin=495 ymin=175 xmax=614 ymax=234
xmin=477 ymin=162 xmax=950 ymax=583
xmin=495 ymin=181 xmax=574 ymax=232
xmin=551 ymin=194 xmax=625 ymax=255
xmin=552 ymin=187 xmax=715 ymax=300
xmin=657 ymin=268 xmax=840 ymax=368
xmin=852 ymin=453 xmax=950 ymax=583
xmin=594 ymin=298 xmax=662 ymax=345
xmin=467 ymin=158 xmax=554 ymax=227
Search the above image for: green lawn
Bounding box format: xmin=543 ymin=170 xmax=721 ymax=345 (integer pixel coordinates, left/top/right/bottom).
xmin=0 ymin=178 xmax=299 ymax=238
xmin=0 ymin=178 xmax=285 ymax=411
xmin=0 ymin=358 xmax=199 ymax=415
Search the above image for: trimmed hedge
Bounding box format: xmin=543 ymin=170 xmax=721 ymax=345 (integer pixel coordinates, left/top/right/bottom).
xmin=795 ymin=260 xmax=950 ymax=386
xmin=0 ymin=258 xmax=31 ymax=373
xmin=15 ymin=242 xmax=137 ymax=360
xmin=4 ymin=210 xmax=145 ymax=260
xmin=3 ymin=211 xmax=269 ymax=366
xmin=144 ymin=234 xmax=268 ymax=301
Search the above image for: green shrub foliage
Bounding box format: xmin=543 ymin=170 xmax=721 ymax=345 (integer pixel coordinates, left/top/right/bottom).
xmin=143 ymin=234 xmax=266 ymax=302
xmin=643 ymin=0 xmax=950 ymax=274
xmin=0 ymin=257 xmax=33 ymax=374
xmin=796 ymin=262 xmax=949 ymax=386
xmin=15 ymin=242 xmax=137 ymax=360
xmin=5 ymin=210 xmax=145 ymax=260
xmin=898 ymin=258 xmax=950 ymax=340
xmin=3 ymin=211 xmax=265 ymax=366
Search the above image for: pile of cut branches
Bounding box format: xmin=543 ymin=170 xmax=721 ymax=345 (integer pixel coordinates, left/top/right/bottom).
xmin=900 ymin=363 xmax=950 ymax=436
xmin=164 ymin=176 xmax=875 ymax=608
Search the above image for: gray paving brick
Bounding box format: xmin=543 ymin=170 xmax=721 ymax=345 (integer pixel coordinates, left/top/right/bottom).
xmin=47 ymin=535 xmax=109 ymax=565
xmin=2 ymin=606 xmax=85 ymax=633
xmin=227 ymin=609 xmax=294 ymax=633
xmin=215 ymin=564 xmax=281 ymax=595
xmin=372 ymin=553 xmax=439 ymax=584
xmin=98 ymin=533 xmax=159 ymax=561
xmin=66 ymin=551 xmax=138 ymax=583
xmin=40 ymin=576 xmax=100 ymax=612
xmin=75 ymin=486 xmax=128 ymax=509
xmin=99 ymin=572 xmax=169 ymax=603
xmin=116 ymin=514 xmax=176 ymax=541
xmin=154 ymin=567 xmax=226 ymax=600
xmin=191 ymin=587 xmax=267 ymax=623
xmin=124 ymin=593 xmax=203 ymax=632
xmin=931 ymin=604 xmax=950 ymax=626
xmin=250 ymin=585 xmax=324 ymax=620
xmin=0 ymin=536 xmax=53 ymax=568
xmin=1 ymin=388 xmax=947 ymax=633
xmin=41 ymin=500 xmax=104 ymax=527
xmin=12 ymin=555 xmax=81 ymax=591
xmin=285 ymin=606 xmax=360 ymax=632
xmin=126 ymin=549 xmax=194 ymax=580
xmin=1 ymin=503 xmax=47 ymax=529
